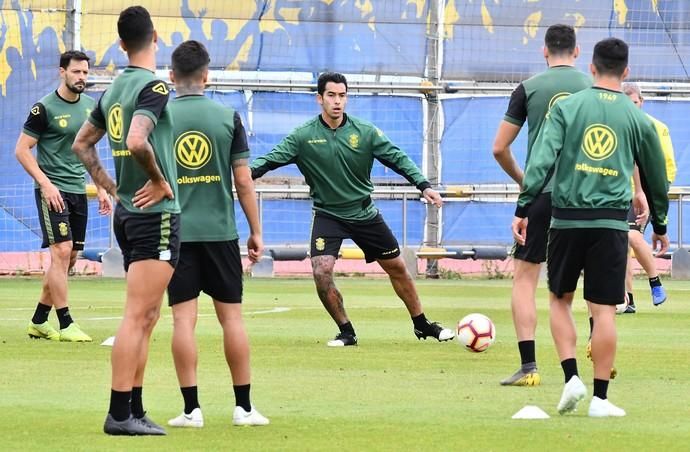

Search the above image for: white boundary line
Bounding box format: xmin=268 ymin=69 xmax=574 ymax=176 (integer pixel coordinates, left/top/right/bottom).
xmin=0 ymin=306 xmax=292 ymax=322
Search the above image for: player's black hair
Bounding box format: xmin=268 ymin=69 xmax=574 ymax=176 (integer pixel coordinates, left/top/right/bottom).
xmin=544 ymin=24 xmax=576 ymax=56
xmin=117 ymin=6 xmax=154 ymax=53
xmin=592 ymin=37 xmax=629 ymax=77
xmin=317 ymin=72 xmax=348 ymax=95
xmin=59 ymin=50 xmax=90 ymax=69
xmin=171 ymin=40 xmax=210 ymax=78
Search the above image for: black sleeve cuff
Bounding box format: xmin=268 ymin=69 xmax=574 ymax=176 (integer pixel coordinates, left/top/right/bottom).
xmin=514 ymin=204 xmax=530 ymax=218
xmin=417 ymin=181 xmax=432 ymax=192
xmin=251 ymin=168 xmax=259 ymax=180
xmin=652 ymin=223 xmax=667 ymax=236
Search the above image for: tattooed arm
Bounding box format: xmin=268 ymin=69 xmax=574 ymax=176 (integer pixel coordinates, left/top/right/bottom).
xmin=129 ymin=115 xmax=173 ymax=209
xmin=72 ymin=121 xmax=117 ymax=198
xmin=127 ymin=115 xmax=165 ymax=183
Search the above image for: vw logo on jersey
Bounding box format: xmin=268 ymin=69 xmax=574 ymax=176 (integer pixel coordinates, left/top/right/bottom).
xmin=582 ymin=124 xmax=617 ymax=161
xmin=108 ymin=103 xmax=123 ymax=143
xmin=175 ymin=131 xmax=212 ymax=170
xmin=548 ymin=92 xmax=571 ymax=110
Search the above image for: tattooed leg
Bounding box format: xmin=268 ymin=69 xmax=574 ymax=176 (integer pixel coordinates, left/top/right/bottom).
xmin=311 ymin=255 xmax=348 ymax=325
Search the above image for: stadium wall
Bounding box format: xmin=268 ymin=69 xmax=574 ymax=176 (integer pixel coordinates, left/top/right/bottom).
xmin=0 ymin=1 xmax=688 ymax=273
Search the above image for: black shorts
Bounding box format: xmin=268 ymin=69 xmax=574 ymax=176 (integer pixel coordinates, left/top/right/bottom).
xmin=310 ymin=211 xmax=400 ymax=263
xmin=113 ymin=203 xmax=180 ymax=272
xmin=168 ymin=240 xmax=243 ymax=305
xmin=627 ymin=205 xmax=647 ymax=233
xmin=547 ymin=228 xmax=628 ymax=305
xmin=512 ymin=192 xmax=551 ymax=264
xmin=35 ymin=188 xmax=87 ymax=250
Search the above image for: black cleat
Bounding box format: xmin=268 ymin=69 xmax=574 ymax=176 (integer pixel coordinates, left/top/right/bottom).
xmin=103 ymin=414 xmax=167 ymax=436
xmin=414 ymin=321 xmax=454 ymax=341
xmin=136 ymin=413 xmax=166 ymax=435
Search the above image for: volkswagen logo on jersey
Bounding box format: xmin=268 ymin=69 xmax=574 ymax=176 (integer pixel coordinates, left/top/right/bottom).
xmin=108 ymin=103 xmax=123 ymax=143
xmin=175 ymin=131 xmax=213 ymax=170
xmin=548 ymin=92 xmax=571 ymax=110
xmin=582 ymin=124 xmax=617 ymax=161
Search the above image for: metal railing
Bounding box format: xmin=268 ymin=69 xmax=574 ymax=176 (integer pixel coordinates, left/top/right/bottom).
xmin=250 ymin=184 xmax=690 ymax=250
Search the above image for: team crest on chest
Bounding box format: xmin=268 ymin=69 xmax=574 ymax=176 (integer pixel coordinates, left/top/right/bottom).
xmin=348 ymin=134 xmax=359 ymax=149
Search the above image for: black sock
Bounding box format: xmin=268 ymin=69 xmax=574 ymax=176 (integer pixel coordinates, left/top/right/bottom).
xmin=31 ymin=302 xmax=51 ymax=324
xmin=627 ymin=292 xmax=635 ymax=307
xmin=561 ymin=358 xmax=578 ymax=383
xmin=649 ymin=276 xmax=661 ymax=288
xmin=593 ymin=378 xmax=609 ymax=400
xmin=55 ymin=307 xmax=73 ymax=330
xmin=338 ymin=321 xmax=355 ymax=335
xmin=411 ymin=313 xmax=429 ymax=330
xmin=181 ymin=386 xmax=200 ymax=414
xmin=109 ymin=389 xmax=131 ymax=422
xmin=588 ymin=317 xmax=594 ymax=339
xmin=233 ymin=384 xmax=251 ymax=412
xmin=131 ymin=386 xmax=144 ymax=418
xmin=517 ymin=340 xmax=536 ymax=366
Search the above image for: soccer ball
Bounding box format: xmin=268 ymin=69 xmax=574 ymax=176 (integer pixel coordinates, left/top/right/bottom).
xmin=456 ymin=313 xmax=496 ymax=353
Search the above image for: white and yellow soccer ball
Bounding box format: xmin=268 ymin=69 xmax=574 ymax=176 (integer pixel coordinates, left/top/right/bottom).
xmin=456 ymin=313 xmax=496 ymax=353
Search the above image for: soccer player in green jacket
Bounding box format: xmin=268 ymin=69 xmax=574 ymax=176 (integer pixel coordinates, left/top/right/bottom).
xmin=513 ymin=38 xmax=669 ymax=418
xmin=165 ymin=40 xmax=268 ymax=428
xmin=251 ymin=72 xmax=453 ymax=347
xmin=15 ymin=50 xmax=111 ymax=343
xmin=493 ymin=24 xmax=591 ymax=387
xmin=72 ymin=6 xmax=179 ymax=435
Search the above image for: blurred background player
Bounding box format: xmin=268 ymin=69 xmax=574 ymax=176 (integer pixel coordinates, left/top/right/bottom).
xmin=492 ymin=24 xmax=590 ymax=386
xmin=165 ymin=40 xmax=268 ymax=428
xmin=619 ymin=81 xmax=675 ymax=312
xmin=513 ymin=37 xmax=669 ymax=417
xmin=16 ymin=50 xmax=111 ymax=342
xmin=251 ymin=71 xmax=452 ymax=347
xmin=72 ymin=6 xmax=179 ymax=435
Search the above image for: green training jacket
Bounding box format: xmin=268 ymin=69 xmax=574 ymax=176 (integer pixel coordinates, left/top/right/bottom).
xmin=516 ymin=87 xmax=668 ymax=235
xmin=251 ymin=113 xmax=430 ymax=221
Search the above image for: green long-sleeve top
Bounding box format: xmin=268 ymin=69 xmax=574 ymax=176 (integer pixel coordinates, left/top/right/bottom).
xmin=251 ymin=114 xmax=430 ymax=221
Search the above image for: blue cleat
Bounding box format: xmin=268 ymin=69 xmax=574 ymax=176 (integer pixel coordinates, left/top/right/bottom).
xmin=651 ymin=285 xmax=667 ymax=306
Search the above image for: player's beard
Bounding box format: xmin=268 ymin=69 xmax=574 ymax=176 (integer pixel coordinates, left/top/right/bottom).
xmin=66 ymin=81 xmax=85 ymax=94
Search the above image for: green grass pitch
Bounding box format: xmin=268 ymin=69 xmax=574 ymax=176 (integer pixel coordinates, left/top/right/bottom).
xmin=1 ymin=277 xmax=689 ymax=451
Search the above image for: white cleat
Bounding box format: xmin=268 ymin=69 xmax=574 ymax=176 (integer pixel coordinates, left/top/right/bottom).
xmin=438 ymin=328 xmax=455 ymax=341
xmin=232 ymin=406 xmax=270 ymax=426
xmin=557 ymin=375 xmax=587 ymax=415
xmin=168 ymin=407 xmax=204 ymax=428
xmin=588 ymin=396 xmax=626 ymax=417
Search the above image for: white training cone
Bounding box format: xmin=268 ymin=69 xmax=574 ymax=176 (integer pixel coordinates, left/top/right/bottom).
xmin=101 ymin=336 xmax=115 ymax=347
xmin=512 ymin=405 xmax=550 ymax=419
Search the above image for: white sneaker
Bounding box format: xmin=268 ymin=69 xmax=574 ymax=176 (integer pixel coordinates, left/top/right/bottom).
xmin=168 ymin=407 xmax=204 ymax=428
xmin=557 ymin=375 xmax=587 ymax=415
xmin=588 ymin=396 xmax=626 ymax=417
xmin=232 ymin=405 xmax=270 ymax=426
